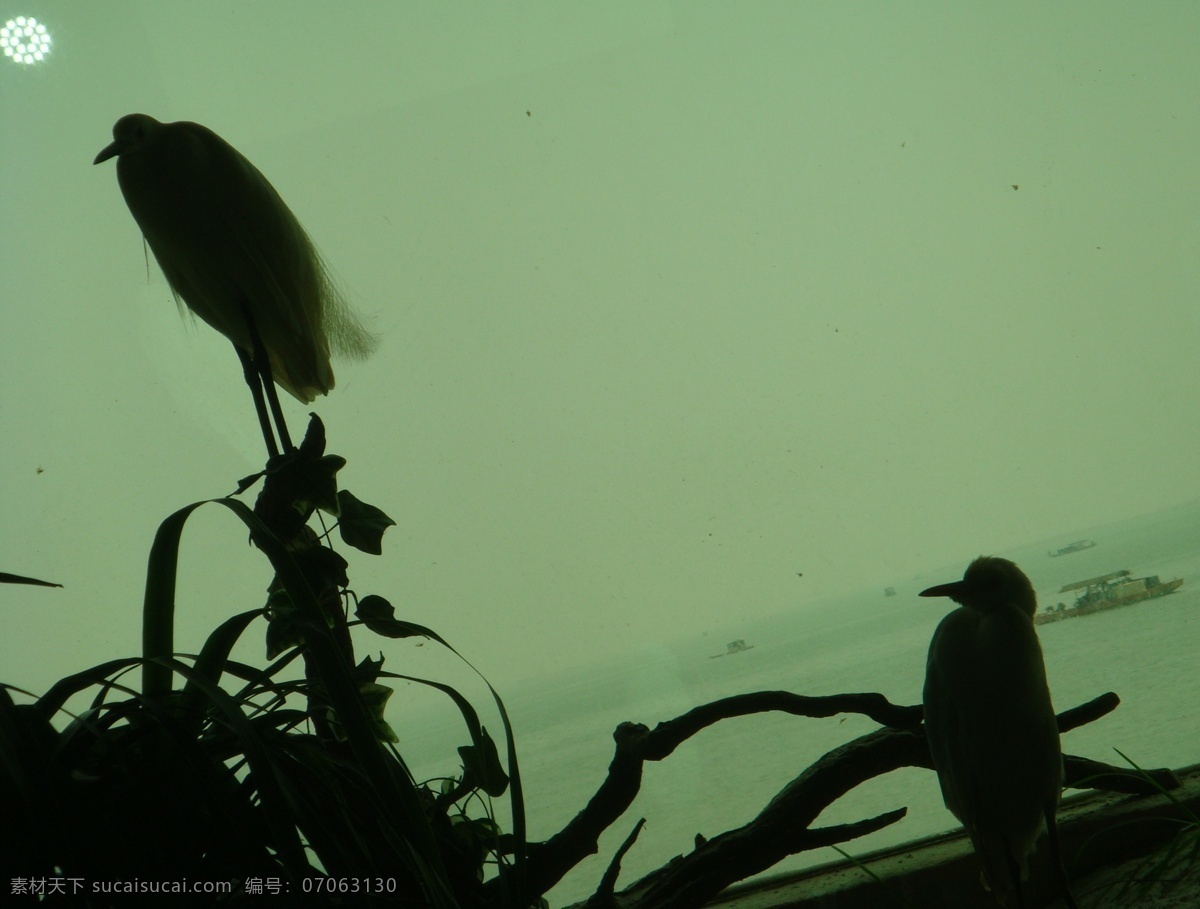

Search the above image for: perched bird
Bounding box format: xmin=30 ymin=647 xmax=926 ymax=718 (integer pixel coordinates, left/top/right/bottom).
xmin=921 ymin=556 xmax=1077 ymax=908
xmin=94 ymin=113 xmax=377 ymax=455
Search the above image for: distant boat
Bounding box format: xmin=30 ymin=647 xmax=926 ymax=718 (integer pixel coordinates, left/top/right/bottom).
xmin=1048 ymin=539 xmax=1096 ymax=557
xmin=1035 ymin=569 xmax=1183 ymax=625
xmin=710 ymin=639 xmax=755 ymax=658
xmin=883 ymin=586 xmax=897 ymax=597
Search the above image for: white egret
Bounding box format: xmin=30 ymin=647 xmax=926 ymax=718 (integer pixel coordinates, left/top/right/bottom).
xmin=922 ymin=556 xmax=1077 ymax=908
xmin=94 ymin=113 xmax=377 ymax=456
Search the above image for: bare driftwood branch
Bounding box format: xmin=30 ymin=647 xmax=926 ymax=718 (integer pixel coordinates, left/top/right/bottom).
xmin=517 ymin=691 xmax=924 ymax=897
xmin=587 ymin=819 xmax=647 ymax=908
xmin=637 ymin=691 xmax=925 ymax=761
xmin=1064 ymin=755 xmax=1180 ymax=793
xmin=1057 ymin=690 xmax=1120 ymax=733
xmin=612 ymin=725 xmax=922 ymax=909
xmin=605 ymin=691 xmax=1173 ymax=909
xmin=510 ymin=688 xmax=1172 ymax=909
xmin=1051 ymin=693 xmax=1179 ymax=790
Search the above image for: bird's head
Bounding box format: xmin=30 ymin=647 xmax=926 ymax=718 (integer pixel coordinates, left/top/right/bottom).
xmin=919 ymin=556 xmax=1037 ymax=617
xmin=93 ymin=113 xmax=163 ymax=165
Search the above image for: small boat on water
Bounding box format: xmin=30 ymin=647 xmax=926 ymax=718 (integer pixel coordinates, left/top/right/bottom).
xmin=710 ymin=639 xmax=755 ymax=658
xmin=1048 ymin=539 xmax=1097 ymax=557
xmin=1036 ymin=569 xmax=1183 ymax=625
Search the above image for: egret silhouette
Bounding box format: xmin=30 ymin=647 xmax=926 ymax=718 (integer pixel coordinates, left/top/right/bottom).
xmin=94 ymin=113 xmax=377 ymax=457
xmin=921 ymin=556 xmax=1078 ymax=908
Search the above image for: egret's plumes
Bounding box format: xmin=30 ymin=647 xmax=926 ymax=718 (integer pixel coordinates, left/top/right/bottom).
xmin=95 ymin=113 xmax=377 ymax=404
xmin=922 ymin=557 xmax=1067 ymax=906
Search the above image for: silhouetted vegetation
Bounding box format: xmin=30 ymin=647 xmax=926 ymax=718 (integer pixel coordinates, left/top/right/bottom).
xmin=3 ymin=416 xmax=520 ymax=907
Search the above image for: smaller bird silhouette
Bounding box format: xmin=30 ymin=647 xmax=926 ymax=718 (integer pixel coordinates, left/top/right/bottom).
xmin=95 ymin=114 xmax=377 ymax=456
xmin=922 ymin=556 xmax=1077 ymax=908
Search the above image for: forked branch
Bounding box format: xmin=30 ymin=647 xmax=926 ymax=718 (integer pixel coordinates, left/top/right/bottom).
xmin=513 ymin=689 xmax=1177 ymax=909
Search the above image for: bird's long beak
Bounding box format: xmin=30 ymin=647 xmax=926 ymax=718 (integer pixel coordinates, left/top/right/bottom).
xmin=920 ymin=580 xmax=966 ymax=598
xmin=93 ymin=141 xmax=121 ymax=165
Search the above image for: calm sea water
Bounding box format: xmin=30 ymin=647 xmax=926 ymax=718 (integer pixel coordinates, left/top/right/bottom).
xmin=402 ymin=501 xmax=1200 ymax=907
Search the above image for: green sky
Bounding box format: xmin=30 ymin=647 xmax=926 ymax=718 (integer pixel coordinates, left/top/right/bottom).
xmin=3 ymin=2 xmax=1198 ymax=691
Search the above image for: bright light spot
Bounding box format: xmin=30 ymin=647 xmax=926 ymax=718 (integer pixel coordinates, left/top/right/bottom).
xmin=1 ymin=16 xmax=52 ymax=66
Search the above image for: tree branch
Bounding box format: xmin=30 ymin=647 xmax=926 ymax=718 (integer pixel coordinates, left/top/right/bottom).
xmin=586 ymin=818 xmax=647 ymax=908
xmin=517 ymin=691 xmax=922 ymax=897
xmin=513 ymin=689 xmax=1172 ymax=909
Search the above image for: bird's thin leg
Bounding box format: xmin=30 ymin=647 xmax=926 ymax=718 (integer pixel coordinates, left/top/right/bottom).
xmin=1045 ymin=807 xmax=1079 ymax=909
xmin=260 ymin=364 xmax=294 ymax=454
xmin=238 ymin=300 xmax=294 ymax=454
xmin=1003 ymin=842 xmax=1026 ymax=909
xmin=236 ymin=344 xmax=280 ymax=459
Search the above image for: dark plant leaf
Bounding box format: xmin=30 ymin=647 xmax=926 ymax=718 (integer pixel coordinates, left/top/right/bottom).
xmin=265 ymin=611 xmax=304 ymax=661
xmin=179 ymin=608 xmax=263 ymax=733
xmin=34 ymin=658 xmax=142 ymax=720
xmin=233 ymin=469 xmax=265 ymax=495
xmin=294 ymin=545 xmax=351 ymax=598
xmin=253 ymin=449 xmax=345 ymax=542
xmin=355 ymin=596 xmax=431 ymax=640
xmin=458 ymin=726 xmax=509 ymax=797
xmin=296 ymin=413 xmax=327 ymax=459
xmin=337 ymin=490 xmax=397 ymax=555
xmin=301 ymin=456 xmax=346 ymax=516
xmin=359 ymin=682 xmax=399 ymax=744
xmin=0 ymin=572 xmax=62 ymax=588
xmin=354 ymin=653 xmax=386 ymax=685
